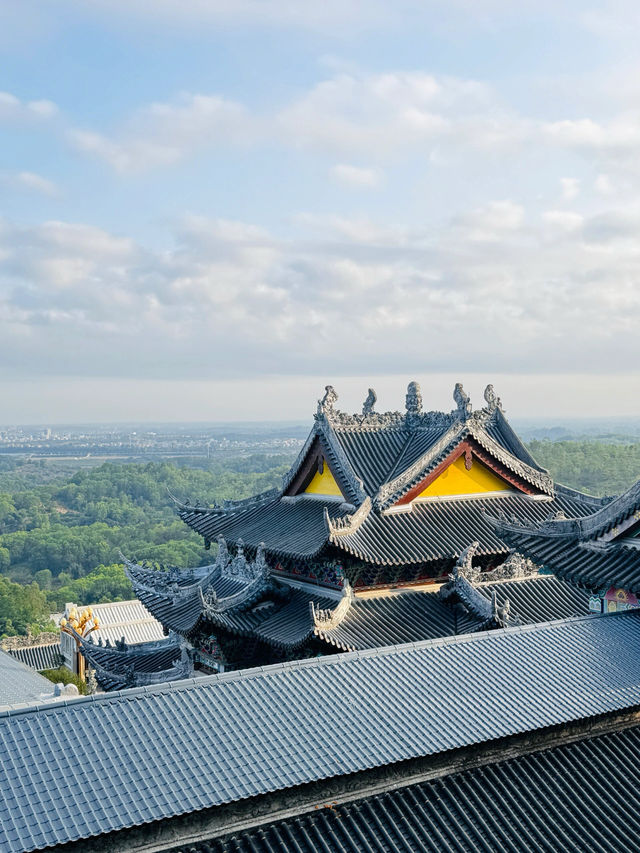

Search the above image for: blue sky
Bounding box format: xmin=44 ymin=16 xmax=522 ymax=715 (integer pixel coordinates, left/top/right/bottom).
xmin=1 ymin=1 xmax=640 ymax=421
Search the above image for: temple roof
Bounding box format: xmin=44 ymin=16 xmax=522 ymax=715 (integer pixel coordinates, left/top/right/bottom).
xmin=0 ymin=649 xmax=55 ymax=710
xmin=178 ymin=382 xmax=604 ymax=571
xmin=495 ymin=477 xmax=640 ymax=594
xmin=76 ymin=633 xmax=189 ymax=691
xmin=328 ymin=492 xmax=595 ymax=566
xmin=2 ymin=611 xmax=640 ymax=852
xmin=179 ymin=721 xmax=640 ymax=853
xmin=7 ymin=643 xmax=62 ymax=673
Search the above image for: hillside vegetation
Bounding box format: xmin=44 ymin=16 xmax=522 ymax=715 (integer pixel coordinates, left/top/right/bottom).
xmin=2 ymin=440 xmax=640 ymax=636
xmin=0 ymin=456 xmax=290 ymax=634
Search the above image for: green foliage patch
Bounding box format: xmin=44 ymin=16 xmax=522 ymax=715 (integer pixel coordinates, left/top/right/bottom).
xmin=0 ymin=455 xmax=291 ymax=629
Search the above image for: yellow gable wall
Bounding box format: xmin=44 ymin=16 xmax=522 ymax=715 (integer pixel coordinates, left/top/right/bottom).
xmin=416 ymin=454 xmax=511 ymax=500
xmin=304 ymin=464 xmax=344 ymax=497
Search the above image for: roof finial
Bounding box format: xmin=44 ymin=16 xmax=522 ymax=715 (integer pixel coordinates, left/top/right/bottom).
xmin=362 ymin=388 xmax=377 ymax=416
xmin=318 ymin=385 xmax=338 ymax=417
xmin=483 ymin=384 xmax=502 ymax=413
xmin=405 ymin=381 xmax=422 ymax=426
xmin=453 ymin=382 xmax=472 ymax=420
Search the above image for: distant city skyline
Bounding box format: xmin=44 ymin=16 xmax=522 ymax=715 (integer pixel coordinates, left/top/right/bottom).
xmin=2 ymin=2 xmax=640 ymax=420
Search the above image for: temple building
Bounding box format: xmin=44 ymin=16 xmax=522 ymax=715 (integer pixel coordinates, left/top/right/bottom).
xmin=177 ymin=381 xmax=603 ymax=588
xmin=118 ymin=381 xmax=602 ymax=675
xmin=496 ymin=476 xmax=640 ymax=615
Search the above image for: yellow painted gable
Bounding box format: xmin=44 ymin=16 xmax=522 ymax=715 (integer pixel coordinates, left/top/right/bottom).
xmin=416 ymin=454 xmax=511 ymax=500
xmin=304 ymin=464 xmax=344 ymax=497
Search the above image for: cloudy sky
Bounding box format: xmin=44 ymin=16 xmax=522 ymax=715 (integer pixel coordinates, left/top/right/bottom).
xmin=2 ymin=0 xmax=640 ymax=422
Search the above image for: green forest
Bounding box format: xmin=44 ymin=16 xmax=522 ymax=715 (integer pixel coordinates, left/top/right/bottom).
xmin=2 ymin=438 xmax=640 ymax=637
xmin=0 ymin=455 xmax=289 ymax=635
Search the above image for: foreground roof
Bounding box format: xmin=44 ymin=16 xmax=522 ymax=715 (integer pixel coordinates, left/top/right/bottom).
xmin=2 ymin=612 xmax=640 ymax=852
xmin=179 ymin=721 xmax=640 ymax=853
xmin=178 ymin=382 xmax=603 ymax=571
xmin=496 ymin=478 xmax=640 ymax=594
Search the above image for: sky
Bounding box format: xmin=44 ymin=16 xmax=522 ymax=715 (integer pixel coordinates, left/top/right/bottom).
xmin=1 ymin=0 xmax=640 ymax=422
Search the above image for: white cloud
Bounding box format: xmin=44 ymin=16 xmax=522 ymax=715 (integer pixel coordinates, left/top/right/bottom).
xmin=330 ymin=163 xmax=380 ymax=188
xmin=0 ymin=91 xmax=57 ymax=122
xmin=7 ymin=171 xmax=59 ymax=196
xmin=594 ymin=174 xmax=615 ymax=195
xmin=542 ymin=210 xmax=583 ymax=232
xmin=560 ymin=178 xmax=580 ymax=200
xmin=70 ymin=93 xmax=254 ymax=172
xmin=2 ymin=203 xmax=640 ymax=381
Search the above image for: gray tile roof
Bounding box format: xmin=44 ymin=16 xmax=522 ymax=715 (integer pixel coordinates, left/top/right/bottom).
xmin=330 ymin=493 xmax=595 ymax=566
xmin=89 ymin=599 xmax=166 ymax=645
xmin=78 ymin=635 xmax=185 ymax=691
xmin=477 ymin=574 xmax=589 ymax=624
xmin=318 ymin=575 xmax=589 ymax=651
xmin=0 ymin=649 xmax=55 ymax=709
xmin=179 ymin=388 xmax=602 ymax=570
xmin=181 ymin=721 xmax=640 ymax=853
xmin=501 ymin=532 xmax=640 ymax=596
xmin=180 ymin=498 xmax=349 ymax=559
xmin=3 ymin=612 xmax=640 ymax=852
xmin=7 ymin=643 xmax=63 ymax=672
xmin=495 ymin=479 xmax=640 ymax=595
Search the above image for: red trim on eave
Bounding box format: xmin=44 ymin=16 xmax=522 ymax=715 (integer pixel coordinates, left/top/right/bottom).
xmin=394 ymin=438 xmax=539 ymax=506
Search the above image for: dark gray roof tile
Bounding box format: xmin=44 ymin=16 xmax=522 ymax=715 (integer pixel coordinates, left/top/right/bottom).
xmin=183 ymin=722 xmax=640 ymax=853
xmin=2 ymin=613 xmax=640 ymax=851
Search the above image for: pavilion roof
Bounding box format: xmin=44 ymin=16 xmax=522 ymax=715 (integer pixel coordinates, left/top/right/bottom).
xmin=178 ymin=382 xmax=604 ymax=569
xmin=495 ymin=476 xmax=640 ymax=594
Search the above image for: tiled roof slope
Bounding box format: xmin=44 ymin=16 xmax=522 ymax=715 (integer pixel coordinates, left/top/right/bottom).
xmin=317 ymin=575 xmax=589 ymax=651
xmin=89 ymin=599 xmax=166 ymax=645
xmin=0 ymin=649 xmax=54 ymax=709
xmin=7 ymin=643 xmax=62 ymax=672
xmin=2 ymin=613 xmax=640 ymax=852
xmin=180 ymin=498 xmax=349 ymax=558
xmin=126 ymin=550 xmax=337 ymax=650
xmin=78 ymin=635 xmax=187 ymax=691
xmin=179 ymin=382 xmax=603 ymax=567
xmin=500 ymin=532 xmax=640 ymax=595
xmin=180 ymin=722 xmax=640 ymax=853
xmin=330 ymin=493 xmax=594 ymax=566
xmin=477 ymin=574 xmax=589 ymax=624
xmin=495 ymin=478 xmax=640 ymax=594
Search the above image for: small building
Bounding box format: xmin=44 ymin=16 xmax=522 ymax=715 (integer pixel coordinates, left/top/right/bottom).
xmin=59 ymin=598 xmax=167 ymax=681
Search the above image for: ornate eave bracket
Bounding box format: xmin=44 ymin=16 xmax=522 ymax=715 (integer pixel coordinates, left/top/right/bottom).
xmin=312 ymin=582 xmax=354 ymax=631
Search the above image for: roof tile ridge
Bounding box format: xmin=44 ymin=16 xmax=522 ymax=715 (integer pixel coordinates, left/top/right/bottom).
xmin=467 ymin=423 xmax=554 ymax=495
xmin=123 ymin=556 xmax=220 ymax=599
xmin=314 ymin=413 xmax=367 ymax=504
xmin=490 ymin=407 xmax=548 ymax=472
xmin=311 ymin=581 xmax=354 ymax=631
xmin=375 ymin=421 xmax=466 ymax=508
xmin=282 ymin=424 xmax=319 ymax=493
xmin=327 ymin=496 xmax=372 ymax=539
